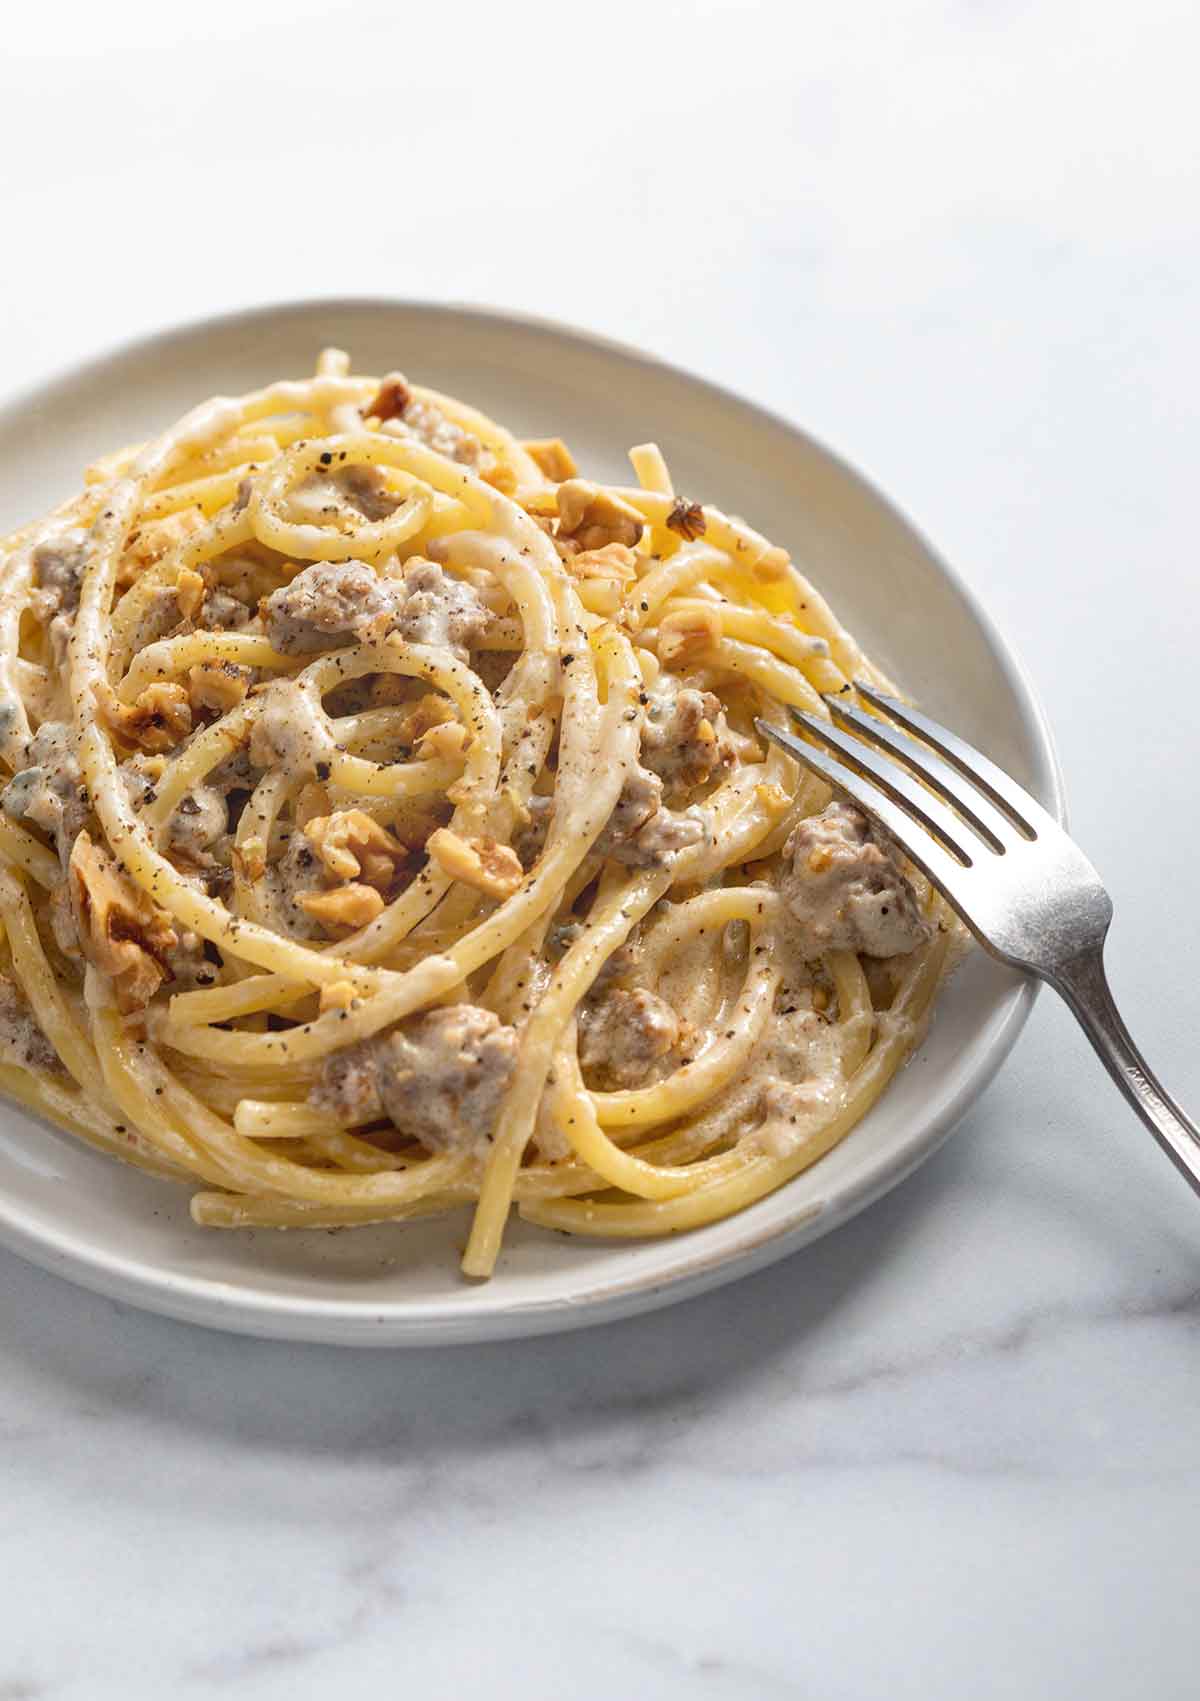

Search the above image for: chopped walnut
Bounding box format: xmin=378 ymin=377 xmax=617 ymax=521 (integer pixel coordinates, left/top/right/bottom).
xmin=0 ymin=973 xmax=61 ymax=1074
xmin=427 ymin=828 xmax=523 ymax=899
xmin=657 ymin=606 xmax=721 ymax=668
xmin=303 ymin=810 xmax=408 ymax=893
xmin=556 ymin=480 xmax=644 ymax=553
xmin=175 ymin=569 xmax=206 ymax=621
xmin=415 ymin=720 xmax=470 ymax=762
xmin=363 ymin=374 xmax=412 ymax=423
xmin=233 ymin=836 xmax=267 ymax=883
xmin=187 ymin=660 xmax=251 ymax=715
xmin=299 ymin=883 xmax=385 ymax=931
xmin=579 ymin=988 xmax=680 ymax=1089
xmin=294 ymin=782 xmax=332 ymax=828
xmin=480 ymin=460 xmax=518 ymax=497
xmin=666 ymin=499 xmax=707 ymax=541
xmin=368 ymin=673 xmax=415 ymax=709
xmin=755 ymin=781 xmax=790 ymax=814
xmin=753 ymin=546 xmax=791 ymax=583
xmin=395 ymin=693 xmax=456 ymax=745
xmin=68 ymin=830 xmax=177 ymax=1008
xmin=575 ymin=579 xmax=624 ymax=617
xmin=565 ymin=542 xmax=640 ymax=582
xmin=103 ymin=682 xmax=193 ymax=753
xmin=523 ymin=438 xmax=578 ymax=481
xmin=117 ymin=510 xmax=205 ymax=590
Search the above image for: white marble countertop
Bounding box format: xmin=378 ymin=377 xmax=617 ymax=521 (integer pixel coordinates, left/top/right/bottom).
xmin=3 ymin=2 xmax=1200 ymax=1694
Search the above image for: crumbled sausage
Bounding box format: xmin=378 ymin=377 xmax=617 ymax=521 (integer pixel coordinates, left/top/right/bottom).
xmin=262 ymin=560 xmax=390 ymax=655
xmin=248 ymin=680 xmax=336 ymax=776
xmin=626 ymin=803 xmax=708 ymax=864
xmin=163 ymin=785 xmax=228 ymax=863
xmin=513 ymin=792 xmax=553 ymax=868
xmin=196 ymin=589 xmax=254 ymax=631
xmin=780 ymin=802 xmax=930 ymax=959
xmin=399 ymin=399 xmax=483 ymax=467
xmin=364 ymin=374 xmax=483 ymax=467
xmin=593 ymin=766 xmax=706 ymax=867
xmin=578 ymin=988 xmax=679 ymax=1088
xmin=122 ymin=587 xmax=188 ymax=660
xmin=310 ymin=1004 xmax=518 ymax=1153
xmin=640 ymin=674 xmax=733 ymax=797
xmin=1 ymin=721 xmax=88 ymax=860
xmin=0 ymin=973 xmax=61 ymax=1074
xmin=30 ymin=530 xmax=88 ymax=620
xmin=257 ymin=830 xmax=325 ymax=941
xmin=288 ymin=464 xmax=405 ymax=528
xmin=382 ymin=560 xmax=493 ymax=661
xmin=207 ymin=746 xmax=254 ymax=796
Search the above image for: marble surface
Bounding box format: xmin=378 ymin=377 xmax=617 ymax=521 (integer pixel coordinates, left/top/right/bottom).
xmin=3 ymin=1 xmax=1200 ymax=1694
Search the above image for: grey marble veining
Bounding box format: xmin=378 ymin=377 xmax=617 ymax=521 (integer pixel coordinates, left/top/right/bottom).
xmin=3 ymin=0 xmax=1200 ymax=1694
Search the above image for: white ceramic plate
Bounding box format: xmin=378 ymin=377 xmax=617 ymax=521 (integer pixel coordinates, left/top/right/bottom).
xmin=0 ymin=300 xmax=1063 ymax=1345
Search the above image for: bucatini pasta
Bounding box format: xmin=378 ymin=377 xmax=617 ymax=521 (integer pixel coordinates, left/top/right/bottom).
xmin=0 ymin=349 xmax=953 ymax=1278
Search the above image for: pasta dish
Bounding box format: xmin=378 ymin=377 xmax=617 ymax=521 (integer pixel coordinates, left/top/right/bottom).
xmin=0 ymin=348 xmax=952 ymax=1279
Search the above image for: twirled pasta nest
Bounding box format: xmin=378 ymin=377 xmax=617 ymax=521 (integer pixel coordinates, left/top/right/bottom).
xmin=0 ymin=349 xmax=952 ymax=1277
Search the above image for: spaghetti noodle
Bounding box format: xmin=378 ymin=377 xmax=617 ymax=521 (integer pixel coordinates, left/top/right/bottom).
xmin=0 ymin=350 xmax=953 ymax=1278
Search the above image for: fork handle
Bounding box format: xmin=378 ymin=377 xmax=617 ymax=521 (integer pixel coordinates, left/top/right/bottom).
xmin=1048 ymin=945 xmax=1200 ymax=1197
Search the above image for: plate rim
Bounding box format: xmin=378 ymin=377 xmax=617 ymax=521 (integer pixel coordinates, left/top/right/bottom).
xmin=0 ymin=296 xmax=1065 ymax=1345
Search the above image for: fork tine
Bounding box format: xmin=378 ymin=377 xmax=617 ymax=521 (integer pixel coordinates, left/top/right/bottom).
xmin=824 ymin=695 xmax=1016 ymax=852
xmin=755 ymin=718 xmax=971 ymax=896
xmin=852 ymin=683 xmax=1055 ymax=840
xmin=782 ymin=707 xmax=981 ymax=864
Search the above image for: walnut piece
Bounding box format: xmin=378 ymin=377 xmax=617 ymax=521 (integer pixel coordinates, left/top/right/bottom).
xmin=755 ymin=781 xmax=790 ymax=814
xmin=556 ymin=480 xmax=644 ymax=553
xmin=187 ymin=660 xmax=251 ymax=715
xmin=363 ymin=374 xmax=412 ymax=423
xmin=566 ymin=542 xmax=639 ymax=583
xmin=299 ymin=883 xmax=386 ymax=931
xmin=68 ymin=830 xmax=177 ymax=1009
xmin=175 ymin=568 xmax=206 ymax=621
xmin=103 ymin=682 xmax=193 ymax=753
xmin=304 ymin=810 xmax=408 ymax=894
xmin=752 ymin=546 xmax=790 ymax=583
xmin=523 ymin=438 xmax=578 ymax=482
xmin=395 ymin=693 xmax=456 ymax=745
xmin=232 ymin=835 xmax=267 ymax=883
xmin=116 ymin=510 xmax=205 ymax=590
xmin=426 ymin=828 xmax=523 ymax=899
xmin=666 ymin=499 xmax=707 ymax=541
xmin=480 ymin=461 xmax=518 ymax=497
xmin=657 ymin=606 xmax=721 ymax=668
xmin=415 ymin=720 xmax=470 ymax=762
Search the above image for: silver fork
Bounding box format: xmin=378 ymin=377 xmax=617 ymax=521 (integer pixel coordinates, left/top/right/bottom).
xmin=757 ymin=683 xmax=1200 ymax=1198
